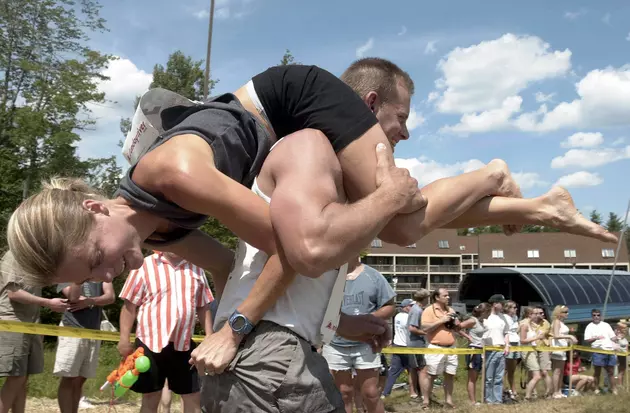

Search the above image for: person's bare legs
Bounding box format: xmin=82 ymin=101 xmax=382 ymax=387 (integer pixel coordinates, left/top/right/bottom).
xmin=338 ymin=128 xmax=615 ymax=244
xmin=160 ymin=380 xmax=172 ymax=413
xmin=11 ymin=379 xmax=27 ymax=413
xmin=331 ymin=370 xmax=355 ymax=413
xmin=355 ymin=369 xmax=384 ymax=413
xmin=421 ymin=370 xmax=434 ymax=408
xmin=467 ymin=369 xmax=479 ymax=403
xmin=0 ymin=376 xmax=27 ymax=413
xmin=409 ymin=368 xmax=419 ymax=398
xmin=443 ymin=187 xmax=617 ymax=243
xmin=525 ymin=371 xmax=542 ymax=399
xmin=551 ymin=360 xmax=565 ymax=397
xmin=180 ymin=392 xmax=201 ymax=413
xmin=506 ymin=358 xmax=519 ymax=397
xmin=443 ymin=373 xmax=455 ymax=407
xmin=140 ymin=392 xmax=162 ymax=413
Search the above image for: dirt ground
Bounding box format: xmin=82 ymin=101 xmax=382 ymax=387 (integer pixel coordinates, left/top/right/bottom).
xmin=27 ymin=391 xmax=630 ymax=413
xmin=27 ymin=397 xmax=147 ymax=413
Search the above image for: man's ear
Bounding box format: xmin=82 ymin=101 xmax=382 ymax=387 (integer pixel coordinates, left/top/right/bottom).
xmin=364 ymin=91 xmax=379 ymax=113
xmin=82 ymin=199 xmax=110 ymax=216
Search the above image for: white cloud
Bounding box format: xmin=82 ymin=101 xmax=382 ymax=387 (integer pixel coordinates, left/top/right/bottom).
xmin=356 ymin=38 xmax=374 ymax=58
xmin=194 ymin=9 xmax=209 ymax=19
xmin=551 ymin=145 xmax=630 ymax=169
xmin=394 ymin=157 xmax=486 ymax=187
xmin=602 ymin=13 xmax=611 ymax=25
xmin=512 ymin=172 xmax=549 ymax=190
xmin=431 ymin=34 xmax=571 ymax=114
xmin=612 ymin=137 xmax=626 ymax=146
xmin=517 ymin=66 xmax=630 ymax=131
xmin=564 ymin=9 xmax=587 ymax=20
xmin=398 ymin=26 xmax=407 ymax=36
xmin=442 ymin=64 xmax=630 ymax=135
xmin=440 ymin=96 xmax=522 ymax=135
xmin=560 ymin=132 xmax=604 ymax=148
xmin=424 ymin=40 xmax=437 ymax=55
xmin=86 ymin=57 xmax=152 ymax=123
xmin=535 ymin=92 xmax=555 ymax=103
xmin=555 ymin=171 xmax=603 ymax=188
xmin=216 ymin=7 xmax=231 ymax=19
xmin=406 ymin=106 xmax=425 ymax=132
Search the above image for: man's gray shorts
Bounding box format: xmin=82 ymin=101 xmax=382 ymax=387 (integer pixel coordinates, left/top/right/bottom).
xmin=201 ymin=321 xmax=344 ymax=413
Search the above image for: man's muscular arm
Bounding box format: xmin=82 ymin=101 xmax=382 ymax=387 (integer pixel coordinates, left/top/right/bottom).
xmin=269 ymin=130 xmax=421 ymax=277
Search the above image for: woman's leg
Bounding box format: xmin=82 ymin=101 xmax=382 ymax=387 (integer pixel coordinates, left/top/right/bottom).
xmin=441 ymin=187 xmax=616 ymax=242
xmin=526 ymin=371 xmax=541 ymax=399
xmin=467 ymin=369 xmax=479 ymax=403
xmin=551 ymin=360 xmax=565 ymax=396
xmin=506 ymin=358 xmax=518 ymax=396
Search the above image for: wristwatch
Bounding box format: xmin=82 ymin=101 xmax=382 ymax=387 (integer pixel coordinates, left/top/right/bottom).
xmin=228 ymin=310 xmax=254 ymax=336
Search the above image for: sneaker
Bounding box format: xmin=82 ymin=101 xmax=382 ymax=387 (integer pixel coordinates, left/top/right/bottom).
xmin=78 ymin=397 xmax=95 ymax=409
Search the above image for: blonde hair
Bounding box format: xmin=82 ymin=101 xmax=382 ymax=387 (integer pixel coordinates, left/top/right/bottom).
xmin=552 ymin=305 xmax=568 ymax=320
xmin=7 ymin=177 xmax=107 ymax=287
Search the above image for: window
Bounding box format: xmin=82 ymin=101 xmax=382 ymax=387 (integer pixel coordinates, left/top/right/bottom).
xmin=527 ymin=250 xmax=540 ymax=258
xmin=438 ymin=240 xmax=450 ymax=249
xmin=459 ymin=245 xmax=466 ymax=251
xmin=602 ymin=248 xmax=615 ymax=258
xmin=564 ymin=249 xmax=577 ymax=258
xmin=492 ymin=249 xmax=504 ymax=259
xmin=371 ymin=239 xmax=382 ymax=248
xmin=406 ymin=243 xmax=416 ymax=248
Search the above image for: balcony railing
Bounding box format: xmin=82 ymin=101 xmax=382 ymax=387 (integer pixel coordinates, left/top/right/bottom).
xmin=429 ymin=265 xmax=461 ymax=272
xmin=395 ymin=265 xmax=428 ymax=272
xmin=429 ymin=282 xmax=460 ymax=290
xmin=394 ymin=283 xmax=426 ymax=291
xmin=461 ymin=259 xmax=479 ymax=264
xmin=369 ymin=264 xmax=394 ymax=272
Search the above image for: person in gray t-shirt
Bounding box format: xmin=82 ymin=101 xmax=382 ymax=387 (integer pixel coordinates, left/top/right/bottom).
xmin=53 ymin=281 xmax=115 ymax=413
xmin=406 ymin=289 xmax=431 ymax=398
xmin=322 ymin=259 xmax=396 ymax=413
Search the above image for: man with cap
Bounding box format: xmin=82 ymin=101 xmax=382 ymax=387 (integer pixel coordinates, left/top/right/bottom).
xmin=482 ymin=294 xmax=510 ymax=404
xmin=407 ymin=289 xmax=431 ymax=402
xmin=382 ymin=298 xmax=416 ymax=398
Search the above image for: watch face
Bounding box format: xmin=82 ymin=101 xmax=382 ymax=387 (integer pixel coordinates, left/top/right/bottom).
xmin=231 ymin=315 xmax=246 ymax=331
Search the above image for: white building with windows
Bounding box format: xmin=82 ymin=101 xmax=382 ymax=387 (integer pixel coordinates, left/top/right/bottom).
xmin=363 ymin=229 xmax=629 ymax=302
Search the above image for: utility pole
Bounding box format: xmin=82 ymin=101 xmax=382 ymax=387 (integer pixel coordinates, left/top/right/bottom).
xmin=203 ymin=0 xmax=215 ymax=100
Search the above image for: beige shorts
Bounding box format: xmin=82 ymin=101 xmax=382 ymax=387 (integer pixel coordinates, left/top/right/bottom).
xmin=524 ymin=350 xmax=552 ymax=372
xmin=424 ymin=344 xmax=458 ymax=376
xmin=0 ymin=332 xmax=44 ymax=377
xmin=53 ymin=334 xmax=101 ymax=379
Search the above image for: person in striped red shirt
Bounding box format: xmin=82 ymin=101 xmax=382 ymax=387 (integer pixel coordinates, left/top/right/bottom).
xmin=117 ymin=251 xmax=213 ymax=413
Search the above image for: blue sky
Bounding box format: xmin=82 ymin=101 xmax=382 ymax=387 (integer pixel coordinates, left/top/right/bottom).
xmin=81 ymin=0 xmax=630 ymax=222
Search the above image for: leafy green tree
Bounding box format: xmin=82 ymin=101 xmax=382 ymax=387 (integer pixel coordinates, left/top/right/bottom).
xmin=605 ymin=212 xmax=623 ymax=233
xmin=590 ymin=210 xmax=603 ymax=225
xmin=0 ymin=0 xmax=115 ymax=253
xmin=279 ymin=49 xmax=300 ymax=65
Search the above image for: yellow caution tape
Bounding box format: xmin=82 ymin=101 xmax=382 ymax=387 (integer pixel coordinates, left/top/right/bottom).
xmin=0 ymin=320 xmax=628 ymax=357
xmin=381 ymin=346 xmax=482 ymax=355
xmin=0 ymin=320 xmax=207 ymax=343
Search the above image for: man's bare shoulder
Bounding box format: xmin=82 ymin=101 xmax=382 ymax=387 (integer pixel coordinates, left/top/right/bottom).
xmin=266 ymin=129 xmax=342 ymax=178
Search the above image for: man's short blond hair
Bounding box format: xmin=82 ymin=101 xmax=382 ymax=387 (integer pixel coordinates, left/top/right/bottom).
xmin=341 ymin=57 xmax=414 ymax=103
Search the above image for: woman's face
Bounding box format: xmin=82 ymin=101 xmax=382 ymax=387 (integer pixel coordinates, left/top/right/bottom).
xmin=506 ymin=303 xmax=517 ymax=316
xmin=55 ymin=206 xmax=145 ymax=284
xmin=558 ymin=307 xmax=569 ymax=320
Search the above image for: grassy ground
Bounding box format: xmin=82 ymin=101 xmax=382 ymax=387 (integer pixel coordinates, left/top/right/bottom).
xmin=3 ymin=343 xmax=627 ymax=412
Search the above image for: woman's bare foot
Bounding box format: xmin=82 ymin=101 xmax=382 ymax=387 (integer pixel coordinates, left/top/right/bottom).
xmin=541 ymin=187 xmax=619 ymax=243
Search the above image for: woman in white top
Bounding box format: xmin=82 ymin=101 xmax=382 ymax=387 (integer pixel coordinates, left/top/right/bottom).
xmin=550 ymin=305 xmax=577 ymax=399
xmin=615 ymin=322 xmax=628 ymax=390
xmin=464 ymin=303 xmax=490 ymax=405
xmin=504 ymin=301 xmax=521 ymax=400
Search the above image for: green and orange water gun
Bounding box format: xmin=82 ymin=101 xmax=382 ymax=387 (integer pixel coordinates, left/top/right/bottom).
xmin=100 ymin=347 xmax=151 ymax=398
